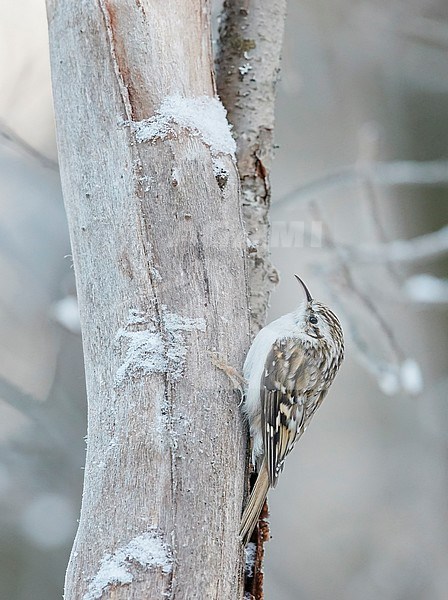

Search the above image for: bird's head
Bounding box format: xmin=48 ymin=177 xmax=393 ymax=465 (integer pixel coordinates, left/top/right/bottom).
xmin=294 ymin=275 xmax=344 ymax=350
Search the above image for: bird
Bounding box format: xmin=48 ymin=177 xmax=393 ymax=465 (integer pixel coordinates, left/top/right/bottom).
xmin=240 ymin=275 xmax=344 ymax=544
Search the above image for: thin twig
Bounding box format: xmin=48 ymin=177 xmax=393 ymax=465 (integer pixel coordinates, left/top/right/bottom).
xmin=0 ymin=120 xmax=58 ymax=170
xmin=310 ymin=201 xmax=406 ymax=364
xmin=0 ymin=376 xmax=40 ymax=417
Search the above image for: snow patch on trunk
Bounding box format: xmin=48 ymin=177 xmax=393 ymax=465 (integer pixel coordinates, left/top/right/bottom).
xmin=83 ymin=530 xmax=172 ymax=600
xmin=123 ymin=94 xmax=236 ymax=159
xmin=115 ymin=308 xmax=206 ymax=384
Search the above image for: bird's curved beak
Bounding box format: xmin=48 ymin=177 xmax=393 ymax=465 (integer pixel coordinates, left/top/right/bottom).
xmin=294 ymin=274 xmax=313 ymax=303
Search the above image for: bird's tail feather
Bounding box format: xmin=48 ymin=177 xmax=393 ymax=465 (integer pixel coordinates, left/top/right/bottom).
xmin=239 ymin=463 xmax=270 ymax=545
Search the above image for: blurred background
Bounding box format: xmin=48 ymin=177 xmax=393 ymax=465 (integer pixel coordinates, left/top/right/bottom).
xmin=0 ymin=1 xmax=447 ymax=598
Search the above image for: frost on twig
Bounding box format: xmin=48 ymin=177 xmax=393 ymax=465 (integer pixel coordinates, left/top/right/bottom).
xmin=51 ymin=295 xmax=81 ymax=333
xmin=83 ymin=530 xmax=172 ymax=600
xmin=115 ymin=308 xmax=206 ymax=384
xmin=321 ymin=263 xmax=424 ymax=396
xmin=405 ymin=274 xmax=448 ymax=303
xmin=355 ymin=351 xmax=423 ymax=396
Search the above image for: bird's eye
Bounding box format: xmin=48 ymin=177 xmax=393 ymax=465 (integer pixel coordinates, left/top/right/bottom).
xmin=309 ymin=315 xmax=318 ymax=325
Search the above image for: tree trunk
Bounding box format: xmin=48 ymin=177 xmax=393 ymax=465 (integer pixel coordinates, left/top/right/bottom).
xmin=46 ymin=1 xmax=249 ymax=598
xmin=217 ymin=0 xmax=286 ymax=337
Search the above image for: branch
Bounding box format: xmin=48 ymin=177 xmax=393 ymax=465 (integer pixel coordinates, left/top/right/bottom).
xmin=398 ymin=15 xmax=448 ymax=49
xmin=338 ymin=225 xmax=448 ymax=265
xmin=274 ymin=160 xmax=448 ymax=210
xmin=0 ymin=376 xmax=39 ymax=416
xmin=310 ymin=203 xmax=424 ymax=397
xmin=0 ymin=119 xmax=58 ymax=170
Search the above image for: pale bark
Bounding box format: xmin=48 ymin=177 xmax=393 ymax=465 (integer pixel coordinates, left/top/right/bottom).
xmin=217 ymin=0 xmax=287 ymax=336
xmin=47 ymin=1 xmax=249 ymax=598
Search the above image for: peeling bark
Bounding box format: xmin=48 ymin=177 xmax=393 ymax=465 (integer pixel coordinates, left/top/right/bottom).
xmin=216 ymin=0 xmax=286 ymax=336
xmin=47 ymin=1 xmax=249 ymax=598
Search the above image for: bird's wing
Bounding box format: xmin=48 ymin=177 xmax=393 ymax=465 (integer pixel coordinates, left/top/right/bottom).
xmin=261 ymin=338 xmax=310 ymax=487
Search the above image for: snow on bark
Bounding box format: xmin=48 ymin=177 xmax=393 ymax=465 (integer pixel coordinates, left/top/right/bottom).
xmin=123 ymin=95 xmax=236 ymax=158
xmin=83 ymin=531 xmax=173 ymax=600
xmin=115 ymin=308 xmax=206 ymax=384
